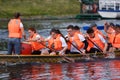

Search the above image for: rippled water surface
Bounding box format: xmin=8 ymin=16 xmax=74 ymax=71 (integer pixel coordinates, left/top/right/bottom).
xmin=0 ymin=59 xmax=120 ymax=80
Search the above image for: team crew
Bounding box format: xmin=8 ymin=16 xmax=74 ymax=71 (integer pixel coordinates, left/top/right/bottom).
xmin=7 ymin=15 xmax=120 ymax=59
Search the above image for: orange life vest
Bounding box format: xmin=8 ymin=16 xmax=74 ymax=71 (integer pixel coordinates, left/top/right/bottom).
xmin=54 ymin=34 xmax=63 ymax=51
xmin=48 ymin=37 xmax=54 ymax=49
xmin=8 ymin=19 xmax=22 ymax=38
xmin=89 ymin=34 xmax=105 ymax=51
xmin=112 ymin=33 xmax=120 ymax=48
xmin=67 ymin=37 xmax=73 ymax=50
xmin=29 ymin=33 xmax=45 ymax=51
xmin=86 ymin=39 xmax=94 ymax=51
xmin=95 ymin=29 xmax=106 ymax=39
xmin=73 ymin=32 xmax=84 ymax=50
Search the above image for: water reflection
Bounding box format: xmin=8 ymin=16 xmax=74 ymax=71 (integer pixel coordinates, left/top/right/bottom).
xmin=0 ymin=59 xmax=120 ymax=80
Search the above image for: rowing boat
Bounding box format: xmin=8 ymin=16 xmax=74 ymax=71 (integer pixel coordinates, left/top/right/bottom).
xmin=0 ymin=51 xmax=120 ymax=63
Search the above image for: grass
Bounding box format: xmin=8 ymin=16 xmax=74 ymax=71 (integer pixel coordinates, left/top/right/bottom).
xmin=0 ymin=0 xmax=80 ymax=18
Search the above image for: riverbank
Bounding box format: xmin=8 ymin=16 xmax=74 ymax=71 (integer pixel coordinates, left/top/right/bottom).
xmin=0 ymin=15 xmax=77 ymax=29
xmin=0 ymin=0 xmax=80 ymax=18
xmin=0 ymin=15 xmax=76 ymax=21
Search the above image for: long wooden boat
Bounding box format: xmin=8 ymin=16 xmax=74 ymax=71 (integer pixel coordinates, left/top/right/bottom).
xmin=0 ymin=51 xmax=120 ymax=63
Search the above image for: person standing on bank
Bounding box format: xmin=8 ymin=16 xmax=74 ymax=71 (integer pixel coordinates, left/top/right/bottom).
xmin=8 ymin=12 xmax=26 ymax=55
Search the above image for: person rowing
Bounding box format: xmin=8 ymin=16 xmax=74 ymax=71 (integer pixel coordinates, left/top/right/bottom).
xmin=44 ymin=28 xmax=74 ymax=62
xmin=104 ymin=22 xmax=116 ymax=58
xmin=86 ymin=28 xmax=109 ymax=57
xmin=90 ymin=23 xmax=106 ymax=39
xmin=65 ymin=25 xmax=91 ymax=60
xmin=47 ymin=28 xmax=68 ymax=56
xmin=111 ymin=24 xmax=120 ymax=50
xmin=25 ymin=27 xmax=48 ymax=55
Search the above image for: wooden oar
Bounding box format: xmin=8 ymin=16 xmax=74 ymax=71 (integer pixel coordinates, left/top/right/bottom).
xmin=38 ymin=41 xmax=74 ymax=63
xmin=86 ymin=37 xmax=105 ymax=55
xmin=60 ymin=32 xmax=92 ymax=59
xmin=59 ymin=32 xmax=91 ymax=60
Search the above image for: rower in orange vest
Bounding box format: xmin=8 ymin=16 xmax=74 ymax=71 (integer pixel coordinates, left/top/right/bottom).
xmin=26 ymin=27 xmax=47 ymax=55
xmin=8 ymin=12 xmax=26 ymax=55
xmin=112 ymin=24 xmax=120 ymax=49
xmin=49 ymin=28 xmax=68 ymax=56
xmin=104 ymin=22 xmax=115 ymax=43
xmin=90 ymin=23 xmax=106 ymax=39
xmin=86 ymin=28 xmax=108 ymax=55
xmin=104 ymin=22 xmax=115 ymax=56
xmin=66 ymin=25 xmax=90 ymax=59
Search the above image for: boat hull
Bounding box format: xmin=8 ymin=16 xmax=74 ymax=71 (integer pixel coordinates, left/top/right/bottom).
xmin=98 ymin=10 xmax=120 ymax=18
xmin=0 ymin=52 xmax=120 ymax=63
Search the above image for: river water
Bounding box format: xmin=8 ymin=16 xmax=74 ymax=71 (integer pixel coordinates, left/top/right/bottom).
xmin=0 ymin=19 xmax=120 ymax=80
xmin=0 ymin=59 xmax=120 ymax=80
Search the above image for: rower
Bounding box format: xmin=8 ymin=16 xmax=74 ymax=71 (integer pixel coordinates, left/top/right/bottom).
xmin=104 ymin=22 xmax=115 ymax=57
xmin=90 ymin=23 xmax=106 ymax=39
xmin=66 ymin=25 xmax=90 ymax=59
xmin=48 ymin=28 xmax=68 ymax=56
xmin=26 ymin=27 xmax=48 ymax=55
xmin=86 ymin=28 xmax=108 ymax=55
xmin=112 ymin=24 xmax=120 ymax=50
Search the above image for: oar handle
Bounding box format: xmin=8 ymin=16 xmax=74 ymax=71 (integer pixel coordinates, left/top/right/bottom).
xmin=86 ymin=37 xmax=103 ymax=52
xmin=39 ymin=42 xmax=55 ymax=52
xmin=67 ymin=40 xmax=83 ymax=53
xmin=60 ymin=33 xmax=83 ymax=54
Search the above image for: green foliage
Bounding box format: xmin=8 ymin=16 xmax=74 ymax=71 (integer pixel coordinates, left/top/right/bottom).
xmin=0 ymin=0 xmax=80 ymax=18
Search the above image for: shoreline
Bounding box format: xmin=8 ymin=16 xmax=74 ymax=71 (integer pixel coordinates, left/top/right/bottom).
xmin=0 ymin=15 xmax=77 ymax=21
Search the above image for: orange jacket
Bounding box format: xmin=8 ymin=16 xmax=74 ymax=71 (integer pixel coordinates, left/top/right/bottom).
xmin=54 ymin=34 xmax=63 ymax=51
xmin=67 ymin=37 xmax=73 ymax=50
xmin=86 ymin=39 xmax=94 ymax=51
xmin=73 ymin=32 xmax=84 ymax=50
xmin=107 ymin=33 xmax=115 ymax=44
xmin=67 ymin=32 xmax=91 ymax=51
xmin=89 ymin=34 xmax=105 ymax=51
xmin=29 ymin=33 xmax=45 ymax=51
xmin=8 ymin=19 xmax=22 ymax=38
xmin=48 ymin=37 xmax=54 ymax=49
xmin=112 ymin=33 xmax=120 ymax=48
xmin=95 ymin=29 xmax=106 ymax=39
